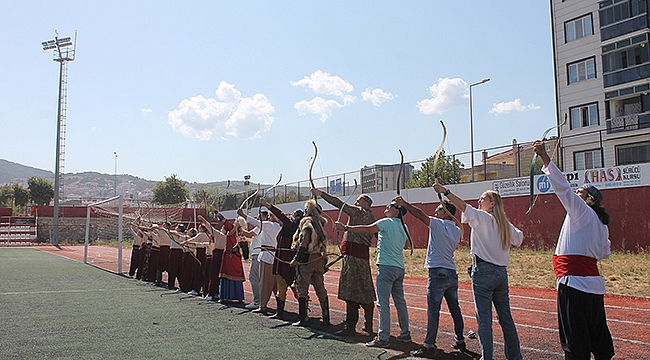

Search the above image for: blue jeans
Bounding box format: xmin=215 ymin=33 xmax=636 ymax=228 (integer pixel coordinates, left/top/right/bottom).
xmin=424 ymin=267 xmax=464 ymax=348
xmin=376 ymin=265 xmax=410 ymax=342
xmin=471 ymin=262 xmax=522 ymax=360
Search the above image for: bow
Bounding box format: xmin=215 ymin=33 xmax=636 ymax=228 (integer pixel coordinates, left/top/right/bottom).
xmin=259 ymin=173 xmax=282 ymax=233
xmin=209 ymin=180 xmax=231 ymax=211
xmin=324 ymin=178 xmax=359 ymax=272
xmin=397 ymin=149 xmax=413 ymax=255
xmin=239 ymin=185 xmax=260 ymax=211
xmin=337 ymin=179 xmax=359 ymax=224
xmin=526 ymin=115 xmax=567 ymax=215
xmin=309 ymin=141 xmax=335 ymax=230
xmin=433 ymin=120 xmax=464 ymax=240
xmin=309 ymin=141 xmax=318 ymax=199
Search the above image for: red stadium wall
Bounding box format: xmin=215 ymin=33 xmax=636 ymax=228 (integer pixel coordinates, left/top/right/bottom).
xmin=321 ymin=185 xmax=650 ymax=252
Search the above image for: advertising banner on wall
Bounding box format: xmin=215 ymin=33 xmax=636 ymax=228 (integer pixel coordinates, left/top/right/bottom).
xmin=492 ymin=163 xmax=648 ymax=197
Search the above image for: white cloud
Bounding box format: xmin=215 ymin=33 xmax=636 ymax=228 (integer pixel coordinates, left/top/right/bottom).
xmin=291 ymin=70 xmax=355 ymax=120
xmin=417 ymin=77 xmax=469 ymax=115
xmin=362 ymin=88 xmax=395 ymax=106
xmin=142 ymin=108 xmax=152 ymax=113
xmin=167 ymin=81 xmax=274 ymax=140
xmin=489 ymin=98 xmax=540 ymax=115
xmin=294 ymin=97 xmax=343 ymax=122
xmin=291 ymin=70 xmax=354 ymax=99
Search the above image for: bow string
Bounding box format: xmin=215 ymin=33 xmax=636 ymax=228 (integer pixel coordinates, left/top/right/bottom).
xmin=434 ymin=120 xmax=464 ymax=240
xmin=397 ymin=149 xmax=414 ymax=255
xmin=526 ymin=115 xmax=567 ymax=215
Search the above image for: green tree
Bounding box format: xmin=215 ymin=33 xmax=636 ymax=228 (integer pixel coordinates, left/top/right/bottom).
xmin=218 ymin=192 xmax=242 ymax=211
xmin=0 ymin=185 xmax=12 ymax=207
xmin=151 ymin=174 xmax=189 ymax=205
xmin=12 ymin=184 xmax=29 ymax=212
xmin=28 ymin=177 xmax=54 ymax=206
xmin=191 ymin=187 xmax=209 ymax=205
xmin=407 ymin=149 xmax=463 ymax=188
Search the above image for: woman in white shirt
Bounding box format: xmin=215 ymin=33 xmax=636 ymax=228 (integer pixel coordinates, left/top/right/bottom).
xmin=434 ymin=184 xmax=523 ymax=360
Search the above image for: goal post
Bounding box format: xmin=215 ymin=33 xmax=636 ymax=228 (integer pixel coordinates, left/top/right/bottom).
xmin=82 ymin=197 xmax=198 ymax=276
xmin=84 ymin=195 xmax=124 ymax=272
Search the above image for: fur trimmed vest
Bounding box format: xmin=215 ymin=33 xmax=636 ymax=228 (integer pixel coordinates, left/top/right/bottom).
xmin=292 ymin=216 xmax=327 ymax=255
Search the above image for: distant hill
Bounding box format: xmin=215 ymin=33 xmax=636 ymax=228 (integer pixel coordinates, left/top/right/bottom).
xmin=0 ymin=158 xmax=254 ymax=200
xmin=0 ymin=159 xmax=54 ymax=184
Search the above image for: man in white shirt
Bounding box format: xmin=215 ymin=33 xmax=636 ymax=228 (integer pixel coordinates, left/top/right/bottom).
xmin=238 ymin=208 xmax=282 ymax=314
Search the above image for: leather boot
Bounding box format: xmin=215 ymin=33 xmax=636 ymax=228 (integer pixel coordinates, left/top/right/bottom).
xmin=269 ymin=296 xmax=285 ymax=320
xmin=335 ymin=301 xmax=358 ymax=335
xmin=292 ymin=297 xmax=309 ymax=326
xmin=361 ymin=302 xmax=374 ymax=335
xmin=320 ymin=298 xmax=331 ymax=326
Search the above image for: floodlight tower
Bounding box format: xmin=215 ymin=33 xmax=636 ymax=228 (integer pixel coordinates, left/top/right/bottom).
xmin=42 ymin=31 xmax=76 ymax=246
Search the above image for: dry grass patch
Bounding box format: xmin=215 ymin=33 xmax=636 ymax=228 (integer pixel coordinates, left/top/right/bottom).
xmin=326 ymin=245 xmax=650 ymax=297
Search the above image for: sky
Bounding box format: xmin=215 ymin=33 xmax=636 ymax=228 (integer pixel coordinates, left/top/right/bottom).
xmin=0 ymin=1 xmax=556 ymax=187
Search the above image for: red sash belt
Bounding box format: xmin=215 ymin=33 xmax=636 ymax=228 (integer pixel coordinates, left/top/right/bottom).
xmin=553 ymin=255 xmax=599 ymax=278
xmin=341 ymin=241 xmax=370 ymax=260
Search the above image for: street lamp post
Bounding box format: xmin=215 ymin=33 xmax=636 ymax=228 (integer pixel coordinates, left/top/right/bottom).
xmin=469 ymin=78 xmax=490 ymax=182
xmin=114 ymin=152 xmax=118 ymax=196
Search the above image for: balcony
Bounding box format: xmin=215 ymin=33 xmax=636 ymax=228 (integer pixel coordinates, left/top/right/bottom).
xmin=607 ymin=113 xmax=650 ymax=133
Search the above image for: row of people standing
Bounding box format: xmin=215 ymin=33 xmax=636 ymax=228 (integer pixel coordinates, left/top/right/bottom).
xmin=238 ymin=197 xmax=332 ymax=326
xmin=323 ymin=140 xmax=613 ymax=360
xmin=127 ymin=137 xmax=614 ymax=360
xmin=128 ymin=214 xmax=247 ymax=303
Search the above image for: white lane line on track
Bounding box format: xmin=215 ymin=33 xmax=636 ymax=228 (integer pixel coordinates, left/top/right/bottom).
xmin=0 ymin=288 xmax=135 ymax=296
xmin=324 ymin=278 xmax=650 ymax=325
xmin=322 ymin=278 xmax=650 ymax=341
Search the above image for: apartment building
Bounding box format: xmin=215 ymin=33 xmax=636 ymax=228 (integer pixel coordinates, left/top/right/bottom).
xmin=360 ymin=163 xmax=413 ymax=193
xmin=551 ymin=0 xmax=650 ymax=171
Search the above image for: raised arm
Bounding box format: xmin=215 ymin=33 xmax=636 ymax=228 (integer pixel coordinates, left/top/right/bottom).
xmin=393 ymin=195 xmax=429 ymax=226
xmin=312 ymin=188 xmax=344 ymax=209
xmin=533 ymin=140 xmax=551 ymax=167
xmin=433 ymin=183 xmax=466 ymax=213
xmin=334 ymin=221 xmax=379 ymax=234
xmin=261 ymin=197 xmax=290 ymax=225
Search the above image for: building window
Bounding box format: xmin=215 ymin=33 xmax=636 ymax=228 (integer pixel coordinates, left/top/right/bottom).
xmin=568 ymin=58 xmax=596 ymax=84
xmin=565 ymin=14 xmax=593 ymax=42
xmin=617 ymin=141 xmax=650 ymax=165
xmin=574 ymin=149 xmax=603 ymax=170
xmin=599 ymin=0 xmax=648 ymax=41
xmin=570 ymin=103 xmax=599 ymax=129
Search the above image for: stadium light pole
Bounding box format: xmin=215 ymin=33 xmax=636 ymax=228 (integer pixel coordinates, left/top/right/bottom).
xmin=469 ymin=78 xmax=490 ymax=182
xmin=114 ymin=152 xmax=118 ymax=196
xmin=42 ymin=31 xmax=76 ymax=246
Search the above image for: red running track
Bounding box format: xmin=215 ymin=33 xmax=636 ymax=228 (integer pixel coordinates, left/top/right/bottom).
xmin=42 ymin=245 xmax=650 ymax=359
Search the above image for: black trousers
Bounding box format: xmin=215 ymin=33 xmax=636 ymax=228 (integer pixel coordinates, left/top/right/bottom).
xmin=557 ymin=283 xmax=614 ymax=360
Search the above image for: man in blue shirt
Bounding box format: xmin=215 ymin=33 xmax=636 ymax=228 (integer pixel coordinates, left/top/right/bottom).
xmin=395 ymin=195 xmax=466 ymax=358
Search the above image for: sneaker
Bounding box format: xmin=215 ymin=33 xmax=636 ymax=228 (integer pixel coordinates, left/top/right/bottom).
xmin=245 ymin=302 xmax=259 ymax=310
xmin=204 ymin=295 xmax=213 ymax=301
xmin=452 ymin=340 xmax=467 ymax=351
xmin=187 ymin=290 xmax=199 ymax=296
xmin=395 ymin=334 xmax=412 ymax=342
xmin=410 ymin=346 xmax=436 ymax=357
xmin=365 ymin=337 xmax=389 ymax=348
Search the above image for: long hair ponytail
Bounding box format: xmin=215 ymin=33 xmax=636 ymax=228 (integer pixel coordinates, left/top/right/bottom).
xmin=483 ymin=190 xmax=512 ymax=250
xmin=590 ymin=203 xmax=610 ymax=225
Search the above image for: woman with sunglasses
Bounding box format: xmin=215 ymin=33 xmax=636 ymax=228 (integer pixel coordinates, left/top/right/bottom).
xmin=433 ymin=183 xmax=523 ymax=360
